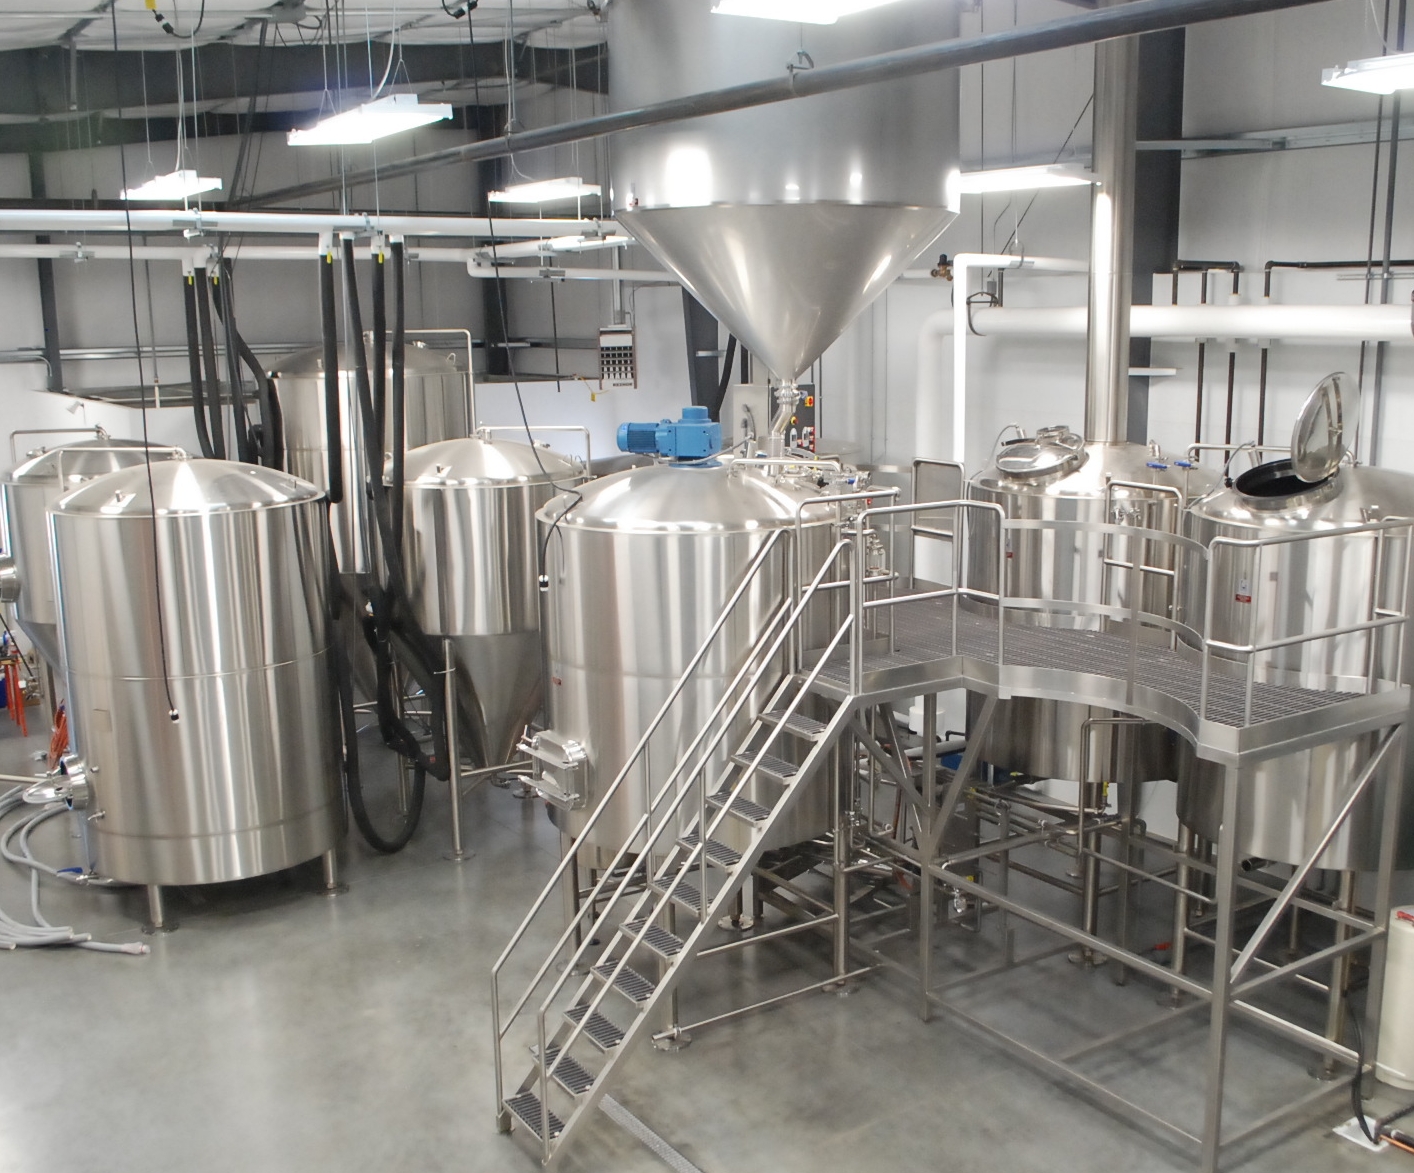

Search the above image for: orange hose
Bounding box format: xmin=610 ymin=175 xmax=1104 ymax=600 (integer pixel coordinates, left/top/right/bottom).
xmin=47 ymin=704 xmax=68 ymax=770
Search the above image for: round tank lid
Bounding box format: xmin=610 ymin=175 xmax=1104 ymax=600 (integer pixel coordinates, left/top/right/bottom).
xmin=994 ymin=426 xmax=1086 ymax=479
xmin=542 ymin=459 xmax=835 ymax=533
xmin=8 ymin=438 xmax=185 ymax=487
xmin=53 ymin=458 xmax=324 ymax=517
xmin=271 ymin=340 xmax=463 ymax=378
xmin=1291 ymin=371 xmax=1358 ymax=484
xmin=401 ymin=435 xmax=580 ymax=487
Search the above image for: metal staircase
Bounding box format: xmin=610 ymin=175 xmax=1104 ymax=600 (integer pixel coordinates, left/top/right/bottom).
xmin=491 ymin=532 xmax=861 ymax=1166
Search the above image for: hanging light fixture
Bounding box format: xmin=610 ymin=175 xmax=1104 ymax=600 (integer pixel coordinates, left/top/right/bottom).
xmin=120 ymin=170 xmax=223 ymax=201
xmin=288 ymin=94 xmax=453 ymax=146
xmin=952 ymin=164 xmax=1096 ymax=195
xmin=1322 ymin=51 xmax=1414 ymax=95
xmin=711 ymin=0 xmax=909 ymax=22
xmin=487 ymin=177 xmax=603 ymax=204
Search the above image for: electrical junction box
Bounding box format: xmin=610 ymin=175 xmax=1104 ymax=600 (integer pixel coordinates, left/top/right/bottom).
xmin=599 ymin=326 xmax=637 ymax=389
xmin=724 ymin=384 xmax=818 ymax=452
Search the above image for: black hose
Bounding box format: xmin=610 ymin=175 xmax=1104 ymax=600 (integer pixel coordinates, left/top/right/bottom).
xmin=340 ymin=238 xmax=455 ymax=782
xmin=212 ymin=269 xmax=255 ymax=464
xmin=372 ymin=248 xmax=387 ymax=449
xmin=390 ymin=240 xmax=407 ymax=563
xmin=181 ymin=273 xmax=216 ymax=458
xmin=319 ymin=249 xmax=343 ymax=504
xmin=707 ymin=333 xmax=737 ymax=423
xmin=193 ymin=266 xmax=227 ymax=460
xmin=330 ymin=571 xmax=426 ymax=854
xmin=212 ymin=261 xmax=282 ymax=467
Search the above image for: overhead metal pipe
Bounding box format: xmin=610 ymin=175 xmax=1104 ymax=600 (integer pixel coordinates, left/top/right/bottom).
xmin=1084 ymin=19 xmax=1139 ymax=445
xmin=0 ymin=210 xmax=603 ymax=239
xmin=239 ymin=0 xmax=1333 ymax=209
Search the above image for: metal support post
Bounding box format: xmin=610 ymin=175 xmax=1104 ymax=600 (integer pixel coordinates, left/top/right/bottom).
xmin=1200 ymin=764 xmax=1243 ymax=1173
xmin=1318 ymin=870 xmax=1357 ymax=1078
xmin=444 ymin=638 xmax=468 ymax=862
xmin=918 ymin=693 xmax=938 ymax=1020
xmin=320 ymin=848 xmax=345 ymax=895
xmin=143 ymin=884 xmax=174 ymax=933
xmin=1362 ymin=724 xmax=1407 ymax=1092
xmin=1114 ymin=771 xmax=1139 ymax=986
xmin=831 ymin=720 xmax=854 ymax=991
xmin=1165 ymin=824 xmax=1195 ymax=1006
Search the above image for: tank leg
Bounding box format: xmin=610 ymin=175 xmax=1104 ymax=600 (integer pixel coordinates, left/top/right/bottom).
xmin=320 ymin=849 xmax=345 ymax=895
xmin=1318 ymin=870 xmax=1358 ymax=1079
xmin=1163 ymin=825 xmax=1195 ymax=1007
xmin=917 ymin=694 xmax=937 ymax=1019
xmin=444 ymin=639 xmax=469 ymax=863
xmin=143 ymin=884 xmax=175 ymax=934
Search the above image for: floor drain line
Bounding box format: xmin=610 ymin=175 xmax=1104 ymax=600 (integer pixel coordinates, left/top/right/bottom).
xmin=601 ymin=1095 xmax=705 ymax=1173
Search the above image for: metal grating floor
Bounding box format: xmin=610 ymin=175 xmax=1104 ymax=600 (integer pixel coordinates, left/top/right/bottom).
xmin=815 ymin=597 xmax=1358 ymax=729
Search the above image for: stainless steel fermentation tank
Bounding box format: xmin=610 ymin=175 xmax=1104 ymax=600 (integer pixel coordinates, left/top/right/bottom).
xmin=537 ymin=459 xmax=841 ymax=852
xmin=50 ymin=459 xmax=342 ymax=886
xmin=1177 ymin=459 xmax=1414 ymax=870
xmin=273 ymin=339 xmax=471 ymax=575
xmin=400 ymin=434 xmax=585 ymax=766
xmin=1 ymin=437 xmax=184 ymax=671
xmin=608 ymin=0 xmax=960 ymax=384
xmin=967 ymin=431 xmax=1214 ymax=781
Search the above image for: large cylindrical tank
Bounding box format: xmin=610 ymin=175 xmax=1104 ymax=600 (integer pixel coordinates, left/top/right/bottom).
xmin=1176 ymin=460 xmax=1414 ymax=870
xmin=1 ymin=437 xmax=184 ymax=671
xmin=966 ymin=430 xmax=1215 ymax=782
xmin=608 ymin=0 xmax=960 ymax=383
xmin=401 ymin=434 xmax=586 ymax=767
xmin=273 ymin=339 xmax=470 ymax=575
xmin=538 ymin=459 xmax=841 ymax=851
xmin=50 ymin=458 xmax=342 ymax=886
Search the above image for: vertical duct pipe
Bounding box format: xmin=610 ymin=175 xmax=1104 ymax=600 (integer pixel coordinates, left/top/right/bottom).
xmin=1083 ymin=23 xmax=1140 ymax=445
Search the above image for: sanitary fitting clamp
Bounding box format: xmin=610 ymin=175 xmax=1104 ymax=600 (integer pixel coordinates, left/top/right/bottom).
xmin=517 ymin=731 xmax=589 ymax=810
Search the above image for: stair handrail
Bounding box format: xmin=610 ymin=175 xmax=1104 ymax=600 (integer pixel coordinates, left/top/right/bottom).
xmin=526 ymin=538 xmax=858 ymax=1139
xmin=493 ymin=526 xmax=792 ymax=1114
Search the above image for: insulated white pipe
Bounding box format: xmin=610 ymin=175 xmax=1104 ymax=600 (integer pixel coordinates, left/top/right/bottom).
xmin=970 ymin=302 xmax=1414 ymax=341
xmin=916 ymin=295 xmax=1413 ymax=469
xmin=947 ymin=254 xmax=1090 ymax=463
xmin=0 ymin=209 xmax=609 ymax=239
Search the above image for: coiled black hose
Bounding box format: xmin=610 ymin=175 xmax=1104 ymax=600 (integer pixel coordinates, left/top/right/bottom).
xmin=211 ymin=260 xmax=283 ymax=468
xmin=181 ymin=273 xmax=216 ymax=458
xmin=212 ymin=269 xmax=255 ymax=464
xmin=390 ymin=240 xmax=407 ymax=560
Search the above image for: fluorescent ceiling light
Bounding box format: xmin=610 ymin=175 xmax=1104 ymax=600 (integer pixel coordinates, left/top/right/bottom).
xmin=288 ymin=94 xmax=452 ymax=146
xmin=120 ymin=170 xmax=223 ymax=201
xmin=954 ymin=164 xmax=1096 ymax=194
xmin=1322 ymin=51 xmax=1414 ymax=95
xmin=711 ymin=0 xmax=908 ymax=24
xmin=487 ymin=177 xmax=603 ymax=204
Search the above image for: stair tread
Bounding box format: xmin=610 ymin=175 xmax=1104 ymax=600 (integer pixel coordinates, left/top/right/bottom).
xmin=506 ymin=1091 xmax=564 ymax=1140
xmin=622 ymin=918 xmax=685 ymax=958
xmin=680 ymin=830 xmax=741 ymax=868
xmin=592 ymin=960 xmax=657 ymax=1003
xmin=708 ymin=788 xmax=774 ymax=823
xmin=541 ymin=1044 xmax=596 ymax=1096
xmin=730 ymin=751 xmax=799 ymax=781
xmin=564 ymin=1003 xmax=624 ymax=1052
xmin=761 ymin=708 xmax=828 ymax=738
xmin=652 ymin=873 xmax=705 ymax=912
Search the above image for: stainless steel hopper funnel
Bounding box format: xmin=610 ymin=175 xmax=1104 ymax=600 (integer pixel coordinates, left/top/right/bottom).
xmin=608 ymin=0 xmax=960 ymax=383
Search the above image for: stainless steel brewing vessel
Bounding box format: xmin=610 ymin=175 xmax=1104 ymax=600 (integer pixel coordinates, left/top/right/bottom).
xmin=1 ymin=436 xmax=184 ymax=671
xmin=608 ymin=0 xmax=960 ymax=383
xmin=538 ymin=459 xmax=839 ymax=852
xmin=1177 ymin=460 xmax=1414 ymax=870
xmin=401 ymin=434 xmax=585 ymax=766
xmin=966 ymin=429 xmax=1215 ymax=782
xmin=50 ymin=458 xmax=342 ymax=885
xmin=273 ymin=339 xmax=470 ymax=574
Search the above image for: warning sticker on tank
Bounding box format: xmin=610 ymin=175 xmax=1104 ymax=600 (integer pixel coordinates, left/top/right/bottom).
xmin=1235 ymin=576 xmax=1252 ymax=604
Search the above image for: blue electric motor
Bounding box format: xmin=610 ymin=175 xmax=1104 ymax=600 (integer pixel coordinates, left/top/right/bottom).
xmin=617 ymin=406 xmax=722 ymax=461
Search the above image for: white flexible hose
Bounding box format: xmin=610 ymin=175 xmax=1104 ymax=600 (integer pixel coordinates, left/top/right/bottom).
xmin=0 ymin=787 xmax=147 ymax=955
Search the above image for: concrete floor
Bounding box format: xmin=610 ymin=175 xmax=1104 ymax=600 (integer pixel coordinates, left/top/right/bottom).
xmin=0 ymin=715 xmax=1408 ymax=1173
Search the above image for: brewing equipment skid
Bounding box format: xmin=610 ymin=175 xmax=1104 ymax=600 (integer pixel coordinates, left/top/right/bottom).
xmin=1177 ymin=373 xmax=1414 ymax=871
xmin=1 ymin=434 xmax=185 ymax=672
xmin=49 ymin=458 xmax=342 ymax=907
xmin=400 ymin=431 xmax=586 ymax=771
xmin=966 ymin=427 xmax=1214 ymax=783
